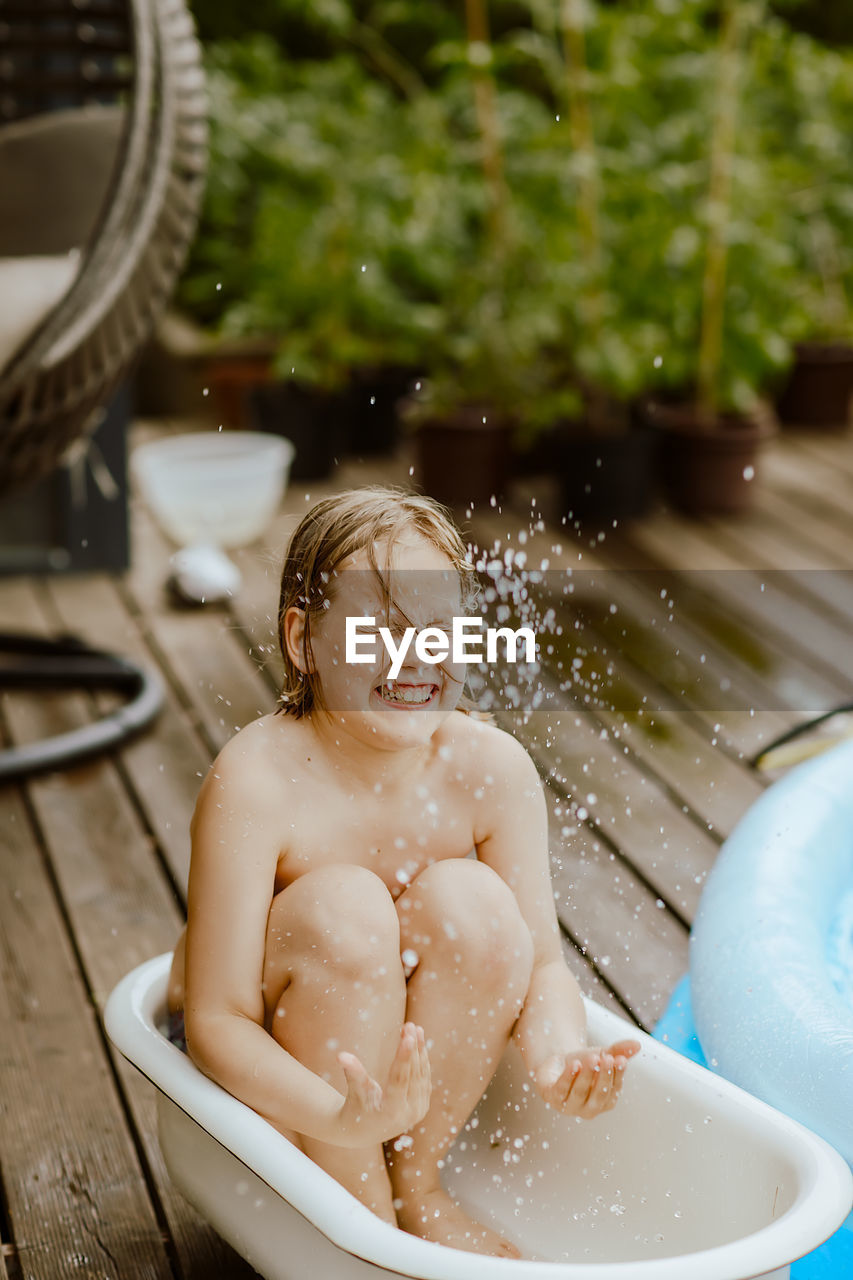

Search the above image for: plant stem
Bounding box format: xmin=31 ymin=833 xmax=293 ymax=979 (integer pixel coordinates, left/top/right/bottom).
xmin=559 ymin=0 xmax=602 ymax=342
xmin=558 ymin=0 xmax=610 ymax=427
xmin=808 ymin=214 xmax=849 ymax=338
xmin=696 ymin=0 xmax=750 ymax=425
xmin=464 ymin=0 xmax=508 ymax=254
xmin=347 ymin=19 xmax=426 ymax=101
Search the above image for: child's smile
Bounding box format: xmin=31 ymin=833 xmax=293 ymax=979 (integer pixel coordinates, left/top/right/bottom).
xmin=374 ymin=679 xmax=441 ymax=708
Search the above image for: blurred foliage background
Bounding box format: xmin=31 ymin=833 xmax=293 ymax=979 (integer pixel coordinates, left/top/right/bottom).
xmin=178 ymin=0 xmax=853 ymax=430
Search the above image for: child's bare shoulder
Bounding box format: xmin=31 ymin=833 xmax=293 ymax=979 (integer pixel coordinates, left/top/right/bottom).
xmin=200 ymin=713 xmax=300 ymax=804
xmin=444 ymin=713 xmax=539 ymax=789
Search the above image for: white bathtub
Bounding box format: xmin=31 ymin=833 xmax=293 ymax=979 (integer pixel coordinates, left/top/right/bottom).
xmin=105 ymin=954 xmax=852 ymax=1280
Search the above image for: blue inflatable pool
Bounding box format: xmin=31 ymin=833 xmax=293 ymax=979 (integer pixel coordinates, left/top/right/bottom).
xmin=656 ymin=738 xmax=853 ymax=1277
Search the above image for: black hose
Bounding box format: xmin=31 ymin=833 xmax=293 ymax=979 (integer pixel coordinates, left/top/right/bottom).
xmin=0 ymin=632 xmax=164 ymax=782
xmin=749 ymin=701 xmax=853 ymax=770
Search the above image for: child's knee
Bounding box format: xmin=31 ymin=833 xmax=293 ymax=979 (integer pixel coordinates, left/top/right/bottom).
xmin=401 ymin=859 xmax=534 ymax=983
xmin=267 ymin=864 xmax=401 ymax=981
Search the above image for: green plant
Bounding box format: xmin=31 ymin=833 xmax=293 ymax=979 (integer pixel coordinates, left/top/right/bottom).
xmin=747 ymin=22 xmax=853 ymax=342
xmin=181 ymin=38 xmax=483 ymax=389
xmin=398 ymin=2 xmax=578 ymax=433
xmin=590 ymin=0 xmax=800 ymax=417
xmin=179 ymin=1 xmax=852 ymax=421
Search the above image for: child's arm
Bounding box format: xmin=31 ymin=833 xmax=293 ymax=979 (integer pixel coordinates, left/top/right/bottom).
xmin=472 ymin=728 xmax=640 ymax=1117
xmin=183 ymin=742 xmax=429 ymax=1147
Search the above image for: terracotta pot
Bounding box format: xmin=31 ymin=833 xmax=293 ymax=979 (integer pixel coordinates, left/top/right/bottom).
xmin=345 ymin=366 xmax=419 ymax=457
xmin=206 ymin=353 xmax=273 ymax=429
xmin=642 ymin=399 xmax=777 ymax=515
xmin=248 ymin=381 xmax=348 ymax=480
xmin=559 ymin=424 xmax=657 ymax=524
xmin=776 ymin=341 xmax=853 ymax=430
xmin=413 ymin=406 xmax=512 ymax=510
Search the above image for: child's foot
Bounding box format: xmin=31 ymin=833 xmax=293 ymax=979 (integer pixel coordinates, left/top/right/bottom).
xmin=395 ymin=1187 xmax=521 ymax=1258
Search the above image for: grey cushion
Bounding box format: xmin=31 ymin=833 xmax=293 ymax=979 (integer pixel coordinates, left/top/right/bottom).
xmin=0 ymin=252 xmax=80 ymax=372
xmin=0 ymin=104 xmax=125 ymax=256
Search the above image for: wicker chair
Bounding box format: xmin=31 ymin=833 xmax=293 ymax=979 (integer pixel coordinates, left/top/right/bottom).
xmin=0 ymin=0 xmax=207 ymax=777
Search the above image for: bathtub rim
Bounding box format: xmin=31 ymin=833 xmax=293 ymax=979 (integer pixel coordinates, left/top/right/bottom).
xmin=104 ymin=952 xmax=853 ymax=1280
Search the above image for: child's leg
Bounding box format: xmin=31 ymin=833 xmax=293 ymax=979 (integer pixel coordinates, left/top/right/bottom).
xmin=388 ymin=859 xmax=535 ymax=1257
xmin=262 ymin=864 xmax=407 ymax=1223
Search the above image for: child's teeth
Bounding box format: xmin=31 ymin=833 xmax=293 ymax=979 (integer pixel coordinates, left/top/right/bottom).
xmin=382 ymin=685 xmax=432 ymax=704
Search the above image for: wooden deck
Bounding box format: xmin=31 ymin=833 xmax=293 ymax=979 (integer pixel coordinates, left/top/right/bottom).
xmin=1 ymin=421 xmax=853 ymax=1278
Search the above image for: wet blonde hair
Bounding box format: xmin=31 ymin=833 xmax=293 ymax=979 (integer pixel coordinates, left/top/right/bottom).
xmin=276 ymin=486 xmax=480 ymax=718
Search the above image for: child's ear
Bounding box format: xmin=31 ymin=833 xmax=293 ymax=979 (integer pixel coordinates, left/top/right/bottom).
xmin=283 ymin=606 xmax=311 ymax=674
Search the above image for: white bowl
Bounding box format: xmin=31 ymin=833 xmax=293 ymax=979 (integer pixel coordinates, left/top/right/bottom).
xmin=133 ymin=431 xmax=295 ymax=549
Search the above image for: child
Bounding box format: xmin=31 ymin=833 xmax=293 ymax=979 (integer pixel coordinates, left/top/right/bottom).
xmin=168 ymin=485 xmax=640 ymax=1259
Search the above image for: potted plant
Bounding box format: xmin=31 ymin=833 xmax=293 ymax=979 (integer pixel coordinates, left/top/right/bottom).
xmin=759 ymin=30 xmax=853 ymax=429
xmin=512 ymin=0 xmax=663 ymax=523
xmin=402 ymin=0 xmax=530 ymax=510
xmin=174 ymin=42 xmax=285 ymax=429
xmin=178 ymin=37 xmax=450 ymax=472
xmin=406 ymin=0 xmax=656 ymax=519
xmin=633 ymin=0 xmax=791 ymax=515
xmin=403 ymin=264 xmax=557 ymax=510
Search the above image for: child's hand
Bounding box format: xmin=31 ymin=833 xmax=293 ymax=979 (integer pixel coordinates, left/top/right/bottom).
xmin=333 ymin=1022 xmax=431 ymax=1148
xmin=533 ymin=1040 xmax=641 ymax=1119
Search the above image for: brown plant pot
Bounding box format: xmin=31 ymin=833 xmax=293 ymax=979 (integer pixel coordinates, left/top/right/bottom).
xmin=345 ymin=366 xmax=420 ymax=457
xmin=514 ymin=420 xmax=657 ymax=523
xmin=248 ymin=381 xmax=348 ymax=480
xmin=776 ymin=341 xmax=853 ymax=431
xmin=413 ymin=407 xmax=512 ymax=510
xmin=206 ymin=353 xmax=274 ymax=429
xmin=643 ymin=400 xmax=777 ymax=515
xmin=561 ymin=424 xmax=658 ymax=524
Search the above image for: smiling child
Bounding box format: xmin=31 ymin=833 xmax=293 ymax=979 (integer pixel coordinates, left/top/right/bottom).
xmin=168 ymin=485 xmax=639 ymax=1258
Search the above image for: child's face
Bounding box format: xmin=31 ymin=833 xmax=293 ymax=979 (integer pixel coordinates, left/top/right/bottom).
xmin=304 ymin=535 xmax=468 ymax=752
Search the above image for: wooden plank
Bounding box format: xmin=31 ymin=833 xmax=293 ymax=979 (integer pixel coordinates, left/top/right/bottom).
xmin=701 ymin=506 xmax=842 ymax=571
xmin=542 ymin=572 xmax=792 ymax=761
xmin=549 ymin=834 xmax=688 ymax=1031
xmin=126 ymin=502 xmax=277 ymax=754
xmin=760 ymin=448 xmax=853 ymax=562
xmin=784 ymin=429 xmax=853 ymax=482
xmin=505 ymin=699 xmax=718 ymax=920
xmin=0 ymin=576 xmax=254 ymax=1279
xmin=541 ymin=772 xmax=689 ymax=1031
xmin=607 ymin=508 xmax=777 ymax=571
xmin=611 ymin=514 xmax=853 ymax=694
xmin=575 ymin=529 xmax=847 ymax=726
xmin=751 ymin=447 xmax=853 ymax=627
xmin=557 ymin=932 xmax=634 ymax=1024
xmin=493 ymin=593 xmax=765 ymax=837
xmin=0 ymin=753 xmax=172 ymax=1278
xmin=558 ymin=561 xmax=841 ymax=749
xmin=467 ymin=509 xmax=817 ymax=753
xmin=486 ymin=689 xmax=695 ymax=1025
xmin=47 ymin=571 xmax=210 ymax=898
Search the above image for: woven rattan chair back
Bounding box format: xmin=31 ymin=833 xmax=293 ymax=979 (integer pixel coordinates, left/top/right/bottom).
xmin=0 ymin=0 xmax=207 ymax=495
